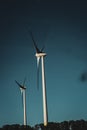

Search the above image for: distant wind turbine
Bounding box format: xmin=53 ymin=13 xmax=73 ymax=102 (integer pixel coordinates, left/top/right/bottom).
xmin=30 ymin=31 xmax=48 ymax=126
xmin=15 ymin=79 xmax=27 ymax=126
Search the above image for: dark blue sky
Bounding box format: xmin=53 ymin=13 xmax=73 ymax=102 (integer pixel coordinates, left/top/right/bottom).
xmin=0 ymin=0 xmax=87 ymax=127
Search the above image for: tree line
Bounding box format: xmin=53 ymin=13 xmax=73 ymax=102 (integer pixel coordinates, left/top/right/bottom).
xmin=1 ymin=119 xmax=87 ymax=130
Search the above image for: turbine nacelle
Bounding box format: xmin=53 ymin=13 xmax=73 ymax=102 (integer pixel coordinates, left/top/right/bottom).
xmin=20 ymin=86 xmax=26 ymax=90
xmin=15 ymin=80 xmax=26 ymax=90
xmin=35 ymin=53 xmax=46 ymax=57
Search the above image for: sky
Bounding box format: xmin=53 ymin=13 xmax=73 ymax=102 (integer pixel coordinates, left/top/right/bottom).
xmin=0 ymin=0 xmax=87 ymax=127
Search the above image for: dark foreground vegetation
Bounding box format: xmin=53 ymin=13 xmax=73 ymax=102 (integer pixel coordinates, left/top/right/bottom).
xmin=1 ymin=119 xmax=87 ymax=130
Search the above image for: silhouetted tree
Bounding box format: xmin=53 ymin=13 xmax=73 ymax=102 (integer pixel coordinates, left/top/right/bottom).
xmin=2 ymin=124 xmax=33 ymax=130
xmin=2 ymin=119 xmax=87 ymax=130
xmin=3 ymin=125 xmax=10 ymax=130
xmin=60 ymin=121 xmax=69 ymax=130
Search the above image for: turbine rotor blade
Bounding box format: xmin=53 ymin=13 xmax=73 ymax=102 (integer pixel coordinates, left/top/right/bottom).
xmin=22 ymin=92 xmax=23 ymax=108
xmin=34 ymin=42 xmax=41 ymax=53
xmin=15 ymin=80 xmax=26 ymax=90
xmin=29 ymin=31 xmax=41 ymax=53
xmin=15 ymin=80 xmax=22 ymax=88
xmin=37 ymin=57 xmax=40 ymax=90
xmin=23 ymin=77 xmax=26 ymax=87
xmin=20 ymin=88 xmax=24 ymax=108
xmin=40 ymin=45 xmax=45 ymax=52
xmin=37 ymin=57 xmax=40 ymax=68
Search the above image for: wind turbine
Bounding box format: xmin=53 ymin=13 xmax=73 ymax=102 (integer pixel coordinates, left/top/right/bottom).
xmin=30 ymin=31 xmax=48 ymax=126
xmin=15 ymin=79 xmax=27 ymax=126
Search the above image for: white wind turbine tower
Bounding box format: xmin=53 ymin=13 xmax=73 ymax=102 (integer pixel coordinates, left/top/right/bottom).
xmin=15 ymin=79 xmax=27 ymax=126
xmin=30 ymin=32 xmax=48 ymax=126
